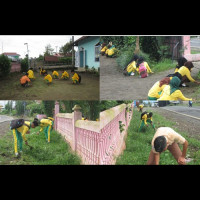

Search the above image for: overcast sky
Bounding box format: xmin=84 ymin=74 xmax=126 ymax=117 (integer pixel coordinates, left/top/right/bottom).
xmin=0 ymin=35 xmax=82 ymax=58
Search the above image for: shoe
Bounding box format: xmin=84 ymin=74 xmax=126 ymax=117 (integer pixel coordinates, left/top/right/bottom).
xmin=130 ymin=72 xmax=135 ymax=76
xmin=182 ymin=83 xmax=186 ymax=87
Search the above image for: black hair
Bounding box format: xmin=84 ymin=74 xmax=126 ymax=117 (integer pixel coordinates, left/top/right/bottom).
xmin=177 ymin=57 xmax=187 ymax=68
xmin=148 ymin=112 xmax=153 ymax=117
xmin=71 ymin=69 xmax=75 ymax=72
xmin=32 ymin=118 xmax=39 ymax=126
xmin=136 ymin=56 xmax=144 ymax=67
xmin=154 ymin=136 xmax=167 ymax=153
xmin=25 ymin=72 xmax=28 ymax=76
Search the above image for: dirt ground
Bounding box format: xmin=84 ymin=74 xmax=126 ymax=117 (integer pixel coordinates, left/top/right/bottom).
xmin=151 ymin=107 xmax=200 ymax=140
xmin=100 ymin=55 xmax=200 ymax=100
xmin=0 ymin=70 xmax=99 ymax=100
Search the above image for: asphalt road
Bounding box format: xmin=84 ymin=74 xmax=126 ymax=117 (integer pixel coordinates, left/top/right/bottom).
xmin=191 ymin=37 xmax=200 ymax=49
xmin=160 ymin=106 xmax=200 ymax=120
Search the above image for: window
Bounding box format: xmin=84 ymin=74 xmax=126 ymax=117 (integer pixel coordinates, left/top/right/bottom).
xmin=95 ymin=43 xmax=100 ymax=62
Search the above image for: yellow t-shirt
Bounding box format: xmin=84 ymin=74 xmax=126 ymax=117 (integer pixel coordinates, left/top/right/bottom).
xmin=144 ymin=62 xmax=153 ymax=73
xmin=52 ymin=71 xmax=59 ymax=77
xmin=141 ymin=114 xmax=153 ymax=125
xmin=178 ymin=66 xmax=195 ymax=82
xmin=16 ymin=121 xmax=31 ymax=141
xmin=107 ymin=48 xmax=116 ymax=56
xmin=127 ymin=61 xmax=137 ymax=73
xmin=61 ymin=71 xmax=69 ymax=78
xmin=39 ymin=119 xmax=52 ymax=132
xmin=27 ymin=70 xmax=35 ymax=79
xmin=151 ymin=127 xmax=186 ymax=154
xmin=44 ymin=74 xmax=52 ymax=83
xmin=101 ymin=46 xmax=108 ymax=52
xmin=72 ymin=73 xmax=79 ymax=82
xmin=148 ymin=81 xmax=166 ymax=98
xmin=158 ymin=85 xmax=192 ymax=101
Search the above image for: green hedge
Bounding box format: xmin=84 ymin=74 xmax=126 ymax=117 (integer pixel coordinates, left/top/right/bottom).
xmin=0 ymin=54 xmax=11 ymax=77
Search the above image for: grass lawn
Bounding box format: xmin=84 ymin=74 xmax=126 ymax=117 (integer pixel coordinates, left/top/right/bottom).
xmin=149 ymin=59 xmax=175 ymax=73
xmin=0 ymin=126 xmax=81 ymax=165
xmin=116 ymin=108 xmax=200 ymax=165
xmin=0 ymin=70 xmax=99 ymax=100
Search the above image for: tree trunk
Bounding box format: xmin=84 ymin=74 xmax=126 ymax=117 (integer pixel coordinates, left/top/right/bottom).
xmin=134 ymin=36 xmax=140 ymax=54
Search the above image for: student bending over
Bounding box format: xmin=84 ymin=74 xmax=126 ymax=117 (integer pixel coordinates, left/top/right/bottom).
xmin=44 ymin=72 xmax=52 ymax=85
xmin=20 ymin=72 xmax=31 ymax=87
xmin=147 ymin=127 xmax=188 ymax=165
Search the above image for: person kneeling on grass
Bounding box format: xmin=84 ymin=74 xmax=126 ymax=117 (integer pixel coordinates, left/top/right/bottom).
xmin=20 ymin=72 xmax=31 ymax=87
xmin=124 ymin=54 xmax=139 ymax=76
xmin=39 ymin=67 xmax=46 ymax=76
xmin=44 ymin=71 xmax=52 ymax=85
xmin=11 ymin=118 xmax=39 ymax=157
xmin=147 ymin=127 xmax=188 ymax=165
xmin=148 ymin=77 xmax=171 ymax=100
xmin=61 ymin=70 xmax=69 ymax=80
xmin=27 ymin=67 xmax=36 ymax=80
xmin=36 ymin=117 xmax=54 ymax=143
xmin=52 ymin=70 xmax=59 ymax=79
xmin=71 ymin=69 xmax=81 ymax=84
xmin=158 ymin=76 xmax=192 ymax=101
xmin=139 ymin=111 xmax=155 ymax=132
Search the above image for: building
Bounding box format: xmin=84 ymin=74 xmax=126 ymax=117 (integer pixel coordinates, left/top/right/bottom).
xmin=74 ymin=36 xmax=100 ymax=70
xmin=2 ymin=52 xmax=20 ymax=61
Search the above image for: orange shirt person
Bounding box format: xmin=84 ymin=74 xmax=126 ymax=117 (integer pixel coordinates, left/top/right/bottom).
xmin=20 ymin=73 xmax=31 ymax=87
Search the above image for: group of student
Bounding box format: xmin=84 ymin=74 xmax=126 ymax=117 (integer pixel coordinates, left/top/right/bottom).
xmin=135 ymin=102 xmax=188 ymax=165
xmin=11 ymin=117 xmax=54 ymax=157
xmin=100 ymin=42 xmax=117 ymax=58
xmin=124 ymin=54 xmax=154 ymax=78
xmin=20 ymin=67 xmax=81 ymax=87
xmin=148 ymin=56 xmax=200 ymax=101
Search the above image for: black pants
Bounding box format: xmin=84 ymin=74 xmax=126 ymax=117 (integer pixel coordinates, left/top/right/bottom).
xmin=21 ymin=81 xmax=28 ymax=87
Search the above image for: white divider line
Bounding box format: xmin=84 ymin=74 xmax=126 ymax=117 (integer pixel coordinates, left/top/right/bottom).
xmin=160 ymin=107 xmax=200 ymax=121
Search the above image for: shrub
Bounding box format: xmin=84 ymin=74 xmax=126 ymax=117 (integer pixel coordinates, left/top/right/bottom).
xmin=0 ymin=54 xmax=11 ymax=77
xmin=21 ymin=57 xmax=29 ymax=72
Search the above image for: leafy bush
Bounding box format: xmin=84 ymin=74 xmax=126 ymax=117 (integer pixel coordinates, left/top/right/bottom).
xmin=58 ymin=57 xmax=72 ymax=64
xmin=21 ymin=57 xmax=29 ymax=72
xmin=0 ymin=54 xmax=11 ymax=77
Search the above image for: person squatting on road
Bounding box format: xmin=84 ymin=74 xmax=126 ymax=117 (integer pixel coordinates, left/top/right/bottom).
xmin=139 ymin=112 xmax=155 ymax=132
xmin=11 ymin=118 xmax=39 ymax=157
xmin=148 ymin=77 xmax=171 ymax=100
xmin=124 ymin=54 xmax=139 ymax=76
xmin=36 ymin=117 xmax=54 ymax=143
xmin=44 ymin=71 xmax=53 ymax=85
xmin=147 ymin=127 xmax=188 ymax=165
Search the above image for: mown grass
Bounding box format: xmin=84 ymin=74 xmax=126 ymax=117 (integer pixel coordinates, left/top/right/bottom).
xmin=116 ymin=108 xmax=200 ymax=165
xmin=149 ymin=59 xmax=175 ymax=73
xmin=0 ymin=126 xmax=81 ymax=165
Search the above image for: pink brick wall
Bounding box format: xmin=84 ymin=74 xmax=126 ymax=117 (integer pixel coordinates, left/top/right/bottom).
xmin=10 ymin=63 xmax=21 ymax=72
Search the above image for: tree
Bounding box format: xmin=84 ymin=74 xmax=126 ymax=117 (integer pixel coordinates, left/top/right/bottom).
xmin=59 ymin=39 xmax=73 ymax=55
xmin=44 ymin=44 xmax=54 ymax=56
xmin=134 ymin=36 xmax=140 ymax=54
xmin=0 ymin=54 xmax=11 ymax=77
xmin=15 ymin=101 xmax=26 ymax=116
xmin=42 ymin=101 xmax=55 ymax=117
xmin=21 ymin=56 xmax=29 ymax=72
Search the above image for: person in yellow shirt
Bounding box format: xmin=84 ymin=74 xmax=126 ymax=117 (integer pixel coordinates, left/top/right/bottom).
xmin=101 ymin=43 xmax=108 ymax=56
xmin=136 ymin=102 xmax=144 ymax=112
xmin=27 ymin=68 xmax=36 ymax=80
xmin=148 ymin=77 xmax=171 ymax=100
xmin=124 ymin=54 xmax=139 ymax=76
xmin=37 ymin=117 xmax=54 ymax=143
xmin=20 ymin=72 xmax=31 ymax=87
xmin=139 ymin=112 xmax=155 ymax=132
xmin=158 ymin=76 xmax=192 ymax=101
xmin=52 ymin=70 xmax=59 ymax=79
xmin=136 ymin=57 xmax=154 ymax=74
xmin=71 ymin=69 xmax=81 ymax=84
xmin=44 ymin=72 xmax=52 ymax=85
xmin=11 ymin=118 xmax=39 ymax=157
xmin=147 ymin=127 xmax=188 ymax=165
xmin=174 ymin=56 xmax=187 ymax=73
xmin=39 ymin=67 xmax=46 ymax=76
xmin=105 ymin=45 xmax=116 ymax=57
xmin=61 ymin=70 xmax=69 ymax=80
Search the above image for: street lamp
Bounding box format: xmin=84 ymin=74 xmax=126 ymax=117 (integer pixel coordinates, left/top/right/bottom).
xmin=24 ymin=43 xmax=29 ymax=68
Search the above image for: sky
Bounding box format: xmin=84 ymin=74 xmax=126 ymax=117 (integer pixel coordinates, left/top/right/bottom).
xmin=0 ymin=35 xmax=82 ymax=59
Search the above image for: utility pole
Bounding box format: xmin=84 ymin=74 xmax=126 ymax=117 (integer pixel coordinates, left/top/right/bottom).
xmin=24 ymin=43 xmax=30 ymax=68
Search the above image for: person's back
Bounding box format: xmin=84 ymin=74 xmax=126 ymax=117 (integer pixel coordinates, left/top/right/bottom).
xmin=20 ymin=75 xmax=30 ymax=84
xmin=139 ymin=63 xmax=148 ymax=78
xmin=178 ymin=66 xmax=195 ymax=82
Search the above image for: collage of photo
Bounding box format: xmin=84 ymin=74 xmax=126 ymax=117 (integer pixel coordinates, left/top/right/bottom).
xmin=0 ymin=35 xmax=200 ymax=165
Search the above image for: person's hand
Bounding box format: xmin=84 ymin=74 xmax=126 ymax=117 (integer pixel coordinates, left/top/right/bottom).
xmin=25 ymin=141 xmax=28 ymax=146
xmin=36 ymin=132 xmax=39 ymax=135
xmin=178 ymin=156 xmax=186 ymax=165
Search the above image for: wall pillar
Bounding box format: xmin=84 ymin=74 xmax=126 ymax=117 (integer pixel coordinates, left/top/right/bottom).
xmin=72 ymin=105 xmax=82 ymax=151
xmin=54 ymin=101 xmax=60 ymax=131
xmin=182 ymin=36 xmax=191 ymax=57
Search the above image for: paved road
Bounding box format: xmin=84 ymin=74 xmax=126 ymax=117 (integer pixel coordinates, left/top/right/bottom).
xmin=161 ymin=106 xmax=200 ymax=120
xmin=0 ymin=115 xmax=13 ymax=123
xmin=191 ymin=37 xmax=200 ymax=50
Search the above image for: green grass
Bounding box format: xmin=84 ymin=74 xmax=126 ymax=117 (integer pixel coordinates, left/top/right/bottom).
xmin=116 ymin=108 xmax=200 ymax=165
xmin=150 ymin=59 xmax=174 ymax=73
xmin=0 ymin=126 xmax=81 ymax=165
xmin=191 ymin=50 xmax=200 ymax=54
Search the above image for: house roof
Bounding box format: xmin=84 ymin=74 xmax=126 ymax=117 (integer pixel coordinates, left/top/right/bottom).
xmin=73 ymin=36 xmax=90 ymax=46
xmin=3 ymin=52 xmax=20 ymax=56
